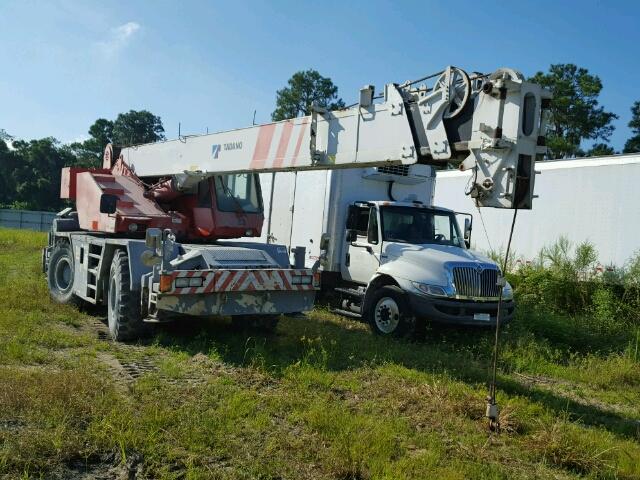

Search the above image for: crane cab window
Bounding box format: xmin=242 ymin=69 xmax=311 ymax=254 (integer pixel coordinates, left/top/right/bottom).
xmin=197 ymin=179 xmax=213 ymax=207
xmin=214 ymin=174 xmax=263 ymax=213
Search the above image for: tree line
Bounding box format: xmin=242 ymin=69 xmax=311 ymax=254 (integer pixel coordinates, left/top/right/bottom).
xmin=0 ymin=110 xmax=164 ymax=211
xmin=2 ymin=63 xmax=640 ymax=212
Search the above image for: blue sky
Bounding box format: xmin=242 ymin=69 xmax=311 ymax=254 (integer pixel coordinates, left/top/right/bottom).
xmin=1 ymin=0 xmax=639 ymax=150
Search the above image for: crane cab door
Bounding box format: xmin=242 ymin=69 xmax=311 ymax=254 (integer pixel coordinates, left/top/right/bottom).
xmin=341 ymin=204 xmax=381 ymax=284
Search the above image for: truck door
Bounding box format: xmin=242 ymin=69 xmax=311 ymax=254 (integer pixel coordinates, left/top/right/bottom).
xmin=341 ymin=204 xmax=382 ymax=284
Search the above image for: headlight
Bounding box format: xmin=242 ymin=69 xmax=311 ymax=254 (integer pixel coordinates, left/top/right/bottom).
xmin=412 ymin=282 xmax=448 ymax=297
xmin=501 ymin=282 xmax=514 ymax=300
xmin=291 ymin=274 xmax=313 ymax=285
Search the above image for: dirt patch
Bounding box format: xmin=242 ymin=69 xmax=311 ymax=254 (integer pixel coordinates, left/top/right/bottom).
xmin=49 ymin=451 xmax=143 ymax=480
xmin=0 ymin=418 xmax=27 ymax=431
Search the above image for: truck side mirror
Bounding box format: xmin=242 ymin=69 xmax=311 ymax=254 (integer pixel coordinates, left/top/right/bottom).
xmin=346 ymin=229 xmax=358 ymax=243
xmin=99 ymin=193 xmax=118 ymax=214
xmin=463 ymin=218 xmax=472 ymax=249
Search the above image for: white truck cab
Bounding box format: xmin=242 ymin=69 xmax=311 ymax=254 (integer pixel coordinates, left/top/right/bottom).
xmin=341 ymin=200 xmax=514 ymax=335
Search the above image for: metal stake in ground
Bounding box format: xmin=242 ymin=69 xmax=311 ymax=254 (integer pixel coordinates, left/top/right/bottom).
xmin=486 ymin=208 xmax=518 ymax=433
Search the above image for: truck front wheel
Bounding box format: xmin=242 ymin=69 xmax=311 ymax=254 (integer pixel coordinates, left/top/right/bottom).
xmin=47 ymin=242 xmax=81 ymax=306
xmin=365 ymin=285 xmax=415 ymax=337
xmin=107 ymin=250 xmax=145 ymax=342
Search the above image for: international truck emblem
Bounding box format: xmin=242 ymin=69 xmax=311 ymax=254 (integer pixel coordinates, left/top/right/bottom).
xmin=476 ymin=264 xmax=484 ymax=275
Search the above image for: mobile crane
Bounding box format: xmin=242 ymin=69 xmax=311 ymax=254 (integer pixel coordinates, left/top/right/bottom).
xmin=43 ymin=66 xmax=550 ymax=341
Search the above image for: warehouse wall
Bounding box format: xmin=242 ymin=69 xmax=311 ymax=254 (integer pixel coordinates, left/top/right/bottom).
xmin=434 ymin=155 xmax=640 ymax=267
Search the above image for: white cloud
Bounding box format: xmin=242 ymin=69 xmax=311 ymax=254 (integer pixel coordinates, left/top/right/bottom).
xmin=97 ymin=21 xmax=141 ymax=57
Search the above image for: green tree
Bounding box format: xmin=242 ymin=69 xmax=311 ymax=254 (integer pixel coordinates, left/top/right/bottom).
xmin=0 ymin=129 xmax=12 ymax=142
xmin=65 ymin=119 xmax=112 ymax=168
xmin=530 ymin=64 xmax=618 ymax=159
xmin=0 ymin=110 xmax=165 ymax=210
xmin=8 ymin=138 xmax=76 ymax=210
xmin=64 ymin=141 xmax=103 ymax=168
xmin=272 ymin=70 xmax=345 ymax=121
xmin=111 ymin=110 xmax=165 ymax=145
xmin=76 ymin=117 xmax=115 ymax=161
xmin=623 ymin=101 xmax=640 ymax=153
xmin=0 ymin=137 xmax=19 ymax=206
xmin=88 ymin=118 xmax=114 ymax=147
xmin=68 ymin=111 xmax=165 ymax=167
xmin=586 ymin=143 xmax=615 ymax=157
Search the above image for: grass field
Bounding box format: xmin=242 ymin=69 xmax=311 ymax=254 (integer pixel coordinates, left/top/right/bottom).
xmin=0 ymin=227 xmax=639 ymax=479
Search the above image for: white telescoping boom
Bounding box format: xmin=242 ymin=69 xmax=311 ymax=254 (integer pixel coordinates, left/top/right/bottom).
xmin=117 ymin=66 xmax=551 ymax=210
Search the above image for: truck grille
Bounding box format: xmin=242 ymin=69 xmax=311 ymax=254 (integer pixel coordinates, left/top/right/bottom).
xmin=376 ymin=165 xmax=410 ymax=177
xmin=452 ymin=266 xmax=500 ymax=298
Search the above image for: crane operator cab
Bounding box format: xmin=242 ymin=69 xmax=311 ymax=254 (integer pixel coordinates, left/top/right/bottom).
xmin=179 ymin=173 xmax=264 ymax=240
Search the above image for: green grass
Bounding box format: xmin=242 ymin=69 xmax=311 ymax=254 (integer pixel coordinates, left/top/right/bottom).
xmin=0 ymin=227 xmax=639 ymax=479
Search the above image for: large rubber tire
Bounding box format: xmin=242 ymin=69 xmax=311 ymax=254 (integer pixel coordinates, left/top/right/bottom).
xmin=47 ymin=242 xmax=82 ymax=306
xmin=364 ymin=285 xmax=415 ymax=337
xmin=107 ymin=250 xmax=145 ymax=342
xmin=232 ymin=314 xmax=280 ymax=333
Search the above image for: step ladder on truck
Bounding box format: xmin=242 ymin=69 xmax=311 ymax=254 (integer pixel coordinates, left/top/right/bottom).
xmin=42 ymin=66 xmax=550 ymax=341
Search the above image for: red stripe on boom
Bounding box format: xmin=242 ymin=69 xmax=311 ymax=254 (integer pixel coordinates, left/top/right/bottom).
xmin=272 ymin=121 xmax=294 ymax=168
xmin=291 ymin=121 xmax=308 ymax=166
xmin=250 ymin=124 xmax=277 ymax=169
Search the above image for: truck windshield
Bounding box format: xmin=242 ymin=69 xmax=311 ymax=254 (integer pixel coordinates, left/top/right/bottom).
xmin=380 ymin=206 xmax=463 ymax=247
xmin=215 ymin=174 xmax=262 ymax=213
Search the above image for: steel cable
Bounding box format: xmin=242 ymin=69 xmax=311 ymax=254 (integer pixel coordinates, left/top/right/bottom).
xmin=487 ymin=207 xmax=518 ymax=431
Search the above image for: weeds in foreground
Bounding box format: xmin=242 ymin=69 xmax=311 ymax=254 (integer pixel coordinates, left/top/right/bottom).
xmin=503 ymin=237 xmax=640 ymax=326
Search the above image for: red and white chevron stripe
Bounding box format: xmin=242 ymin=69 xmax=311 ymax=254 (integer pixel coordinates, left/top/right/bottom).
xmin=162 ymin=268 xmax=318 ymax=295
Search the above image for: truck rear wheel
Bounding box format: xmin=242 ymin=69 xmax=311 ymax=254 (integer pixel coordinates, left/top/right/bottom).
xmin=365 ymin=285 xmax=415 ymax=337
xmin=47 ymin=242 xmax=81 ymax=306
xmin=107 ymin=250 xmax=145 ymax=342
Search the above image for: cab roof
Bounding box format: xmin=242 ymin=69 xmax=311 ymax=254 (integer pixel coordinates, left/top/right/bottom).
xmin=365 ymin=201 xmax=455 ymax=213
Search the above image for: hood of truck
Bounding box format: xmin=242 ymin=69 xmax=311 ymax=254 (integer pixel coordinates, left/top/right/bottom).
xmin=378 ymin=242 xmax=496 ymax=286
